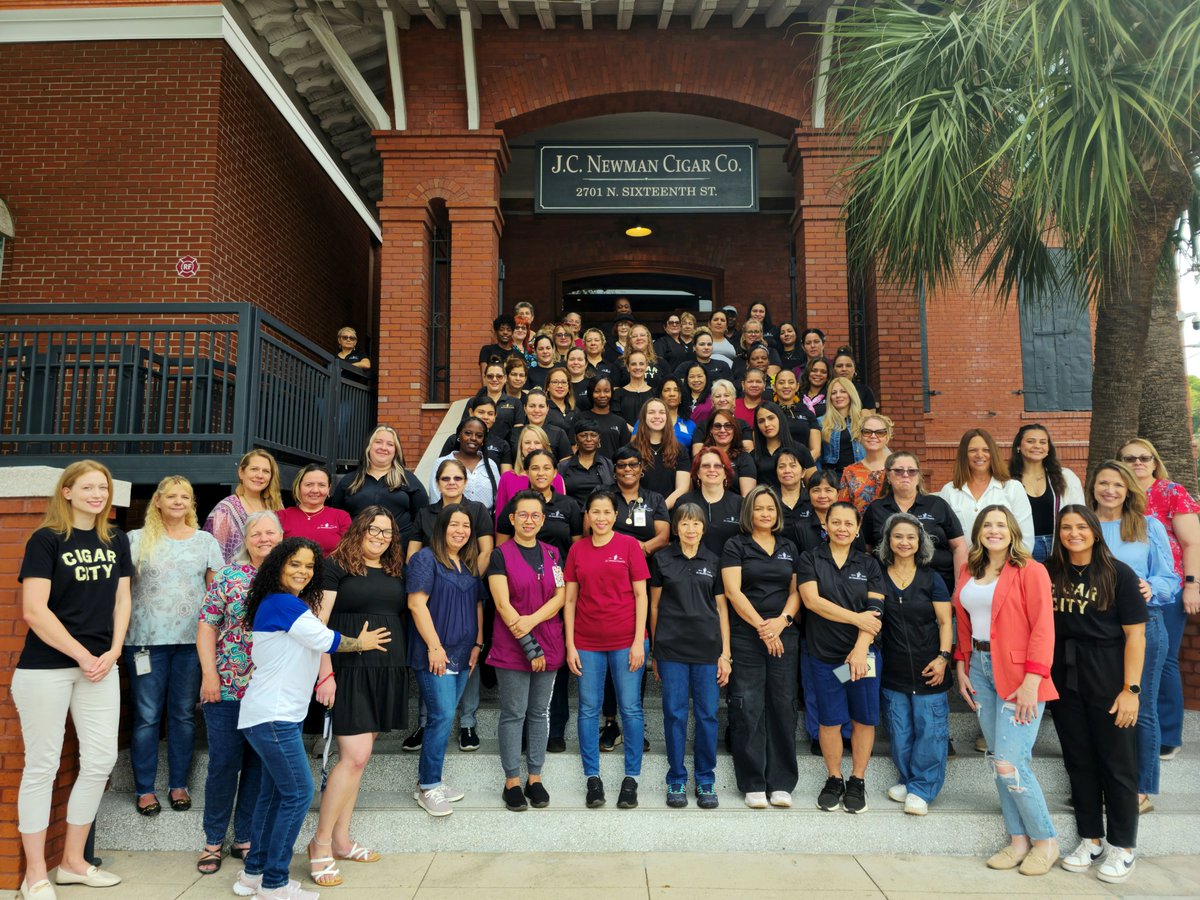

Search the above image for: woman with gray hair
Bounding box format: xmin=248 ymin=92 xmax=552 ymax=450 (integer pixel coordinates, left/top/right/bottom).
xmin=876 ymin=512 xmax=954 ymax=816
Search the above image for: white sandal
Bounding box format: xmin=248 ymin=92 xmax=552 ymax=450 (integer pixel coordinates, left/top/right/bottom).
xmin=336 ymin=842 xmax=381 ymax=863
xmin=307 ymin=839 xmax=343 ymax=886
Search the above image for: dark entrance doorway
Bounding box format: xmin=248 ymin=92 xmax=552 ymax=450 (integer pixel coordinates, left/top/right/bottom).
xmin=558 ymin=265 xmax=720 ymax=333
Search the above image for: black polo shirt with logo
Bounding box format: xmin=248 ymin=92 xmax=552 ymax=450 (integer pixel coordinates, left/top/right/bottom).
xmin=720 ymin=533 xmax=800 ymax=625
xmin=650 ymin=544 xmax=724 ymax=664
xmin=797 ymin=544 xmax=886 ymax=665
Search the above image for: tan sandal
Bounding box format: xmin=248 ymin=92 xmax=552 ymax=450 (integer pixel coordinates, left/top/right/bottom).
xmin=335 ymin=842 xmax=381 ymax=863
xmin=307 ymin=839 xmax=343 ymax=886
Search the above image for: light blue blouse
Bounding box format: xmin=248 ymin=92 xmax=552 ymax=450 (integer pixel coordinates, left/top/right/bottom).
xmin=1100 ymin=517 xmax=1176 ymax=608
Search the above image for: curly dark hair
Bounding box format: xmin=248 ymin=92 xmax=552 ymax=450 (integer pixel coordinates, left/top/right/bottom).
xmin=330 ymin=506 xmax=405 ymax=578
xmin=245 ymin=537 xmax=325 ymax=626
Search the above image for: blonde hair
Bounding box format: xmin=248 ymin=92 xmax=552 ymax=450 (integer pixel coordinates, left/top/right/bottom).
xmin=966 ymin=504 xmax=1031 ymax=577
xmin=136 ymin=475 xmax=198 ymax=569
xmin=347 ymin=426 xmax=410 ymax=493
xmin=821 ymin=377 xmax=864 ymax=442
xmin=41 ymin=460 xmax=117 ymax=544
xmin=1088 ymin=460 xmax=1148 ymax=544
xmin=236 ymin=450 xmax=283 ymax=511
xmin=1118 ymin=437 xmax=1170 ymax=481
xmin=514 ymin=424 xmax=552 ymax=476
xmin=629 ymin=325 xmax=658 ymax=365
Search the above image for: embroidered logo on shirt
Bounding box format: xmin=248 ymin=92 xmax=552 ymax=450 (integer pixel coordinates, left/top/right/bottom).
xmin=695 ymin=567 xmax=715 ymax=578
xmin=604 ymin=553 xmax=626 ymax=565
xmin=916 ymin=512 xmax=935 ymax=522
xmin=848 ymin=571 xmax=868 ymax=582
xmin=777 ymin=552 xmax=794 ymax=562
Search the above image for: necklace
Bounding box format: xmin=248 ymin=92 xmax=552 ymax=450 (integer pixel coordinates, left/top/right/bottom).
xmin=891 ymin=567 xmax=917 ymax=589
xmin=299 ymin=506 xmax=324 ymax=520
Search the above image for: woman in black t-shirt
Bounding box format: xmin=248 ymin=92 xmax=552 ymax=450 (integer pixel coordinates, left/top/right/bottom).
xmin=675 ymin=447 xmax=743 ymax=559
xmin=1046 ymin=505 xmax=1146 ymax=883
xmin=650 ymin=504 xmax=731 ymax=809
xmin=614 ymin=351 xmax=656 ymax=426
xmin=331 ymin=426 xmax=429 ymax=548
xmin=720 ymin=485 xmax=803 ymax=809
xmin=586 ymin=376 xmax=633 ymax=461
xmin=626 ymin=399 xmax=690 ymax=509
xmin=876 ymin=512 xmax=953 ymax=816
xmin=752 ymin=401 xmax=815 ymax=492
xmin=15 ymin=461 xmax=131 ymax=892
xmin=610 ymin=447 xmax=670 ymax=558
xmin=699 ymin=409 xmax=757 ymax=497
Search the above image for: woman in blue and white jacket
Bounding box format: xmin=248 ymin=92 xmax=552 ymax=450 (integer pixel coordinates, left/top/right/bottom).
xmin=1088 ymin=461 xmax=1176 ymax=815
xmin=818 ymin=377 xmax=865 ymax=481
xmin=233 ymin=539 xmax=390 ymax=900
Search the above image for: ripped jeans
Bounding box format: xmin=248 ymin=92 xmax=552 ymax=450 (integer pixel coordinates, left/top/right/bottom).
xmin=971 ymin=650 xmax=1056 ymax=841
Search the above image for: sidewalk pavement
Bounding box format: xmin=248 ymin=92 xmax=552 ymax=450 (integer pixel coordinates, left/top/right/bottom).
xmin=44 ymin=849 xmax=1200 ymax=899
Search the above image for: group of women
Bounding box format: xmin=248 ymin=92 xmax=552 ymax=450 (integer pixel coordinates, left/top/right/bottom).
xmin=11 ymin=306 xmax=1200 ymax=898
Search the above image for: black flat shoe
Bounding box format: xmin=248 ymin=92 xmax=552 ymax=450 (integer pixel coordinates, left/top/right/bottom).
xmin=524 ymin=781 xmax=550 ymax=808
xmin=586 ymin=776 xmax=605 ymax=808
xmin=230 ymin=843 xmax=250 ymax=860
xmin=503 ymin=785 xmax=527 ymax=812
xmin=136 ymin=796 xmax=161 ymax=817
xmin=169 ymin=792 xmax=192 ymax=812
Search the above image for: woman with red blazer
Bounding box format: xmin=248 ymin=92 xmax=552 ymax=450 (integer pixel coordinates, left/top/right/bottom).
xmin=953 ymin=504 xmax=1059 ymax=876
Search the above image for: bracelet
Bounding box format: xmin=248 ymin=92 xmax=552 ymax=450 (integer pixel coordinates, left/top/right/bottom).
xmin=315 ymin=673 xmax=334 ymax=690
xmin=474 ymin=642 xmax=485 ymax=650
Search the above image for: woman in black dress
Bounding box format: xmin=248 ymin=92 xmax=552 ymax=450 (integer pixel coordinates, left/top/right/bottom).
xmin=306 ymin=506 xmax=407 ymax=884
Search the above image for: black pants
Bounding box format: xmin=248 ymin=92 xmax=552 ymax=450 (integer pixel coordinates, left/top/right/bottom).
xmin=549 ymin=667 xmax=570 ymax=739
xmin=1050 ymin=688 xmax=1139 ymax=849
xmin=728 ymin=626 xmax=799 ymax=793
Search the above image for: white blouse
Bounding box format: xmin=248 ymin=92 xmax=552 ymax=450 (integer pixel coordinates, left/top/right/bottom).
xmin=938 ymin=477 xmax=1035 ymax=554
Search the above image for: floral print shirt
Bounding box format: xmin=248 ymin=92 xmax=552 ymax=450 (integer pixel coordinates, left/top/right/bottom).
xmin=197 ymin=563 xmax=256 ymax=702
xmin=1144 ymin=479 xmax=1200 ymax=582
xmin=839 ymin=462 xmax=887 ymax=515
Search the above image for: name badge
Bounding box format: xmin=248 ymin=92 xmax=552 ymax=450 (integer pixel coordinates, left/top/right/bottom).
xmin=134 ymin=649 xmax=152 ymax=676
xmin=552 ymin=564 xmax=565 ymax=588
xmin=633 ymin=508 xmax=647 ymax=528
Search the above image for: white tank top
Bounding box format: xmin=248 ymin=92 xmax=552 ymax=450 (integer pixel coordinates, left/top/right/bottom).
xmin=959 ymin=578 xmax=998 ymax=643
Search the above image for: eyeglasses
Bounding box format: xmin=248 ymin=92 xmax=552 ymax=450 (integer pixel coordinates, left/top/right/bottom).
xmin=699 ymin=463 xmax=725 ymax=470
xmin=861 ymin=428 xmax=889 ymax=438
xmin=666 ymin=319 xmax=681 ymax=326
xmin=1122 ymin=454 xmax=1153 ymax=464
xmin=514 ymin=511 xmax=545 ymax=522
xmin=486 ymin=374 xmax=503 ymax=380
xmin=889 ymin=467 xmax=920 ymax=477
xmin=711 ymin=423 xmax=734 ymax=431
xmin=439 ymin=475 xmax=465 ymax=483
xmin=615 ymin=461 xmax=642 ymax=470
xmin=366 ymin=526 xmax=394 ymax=539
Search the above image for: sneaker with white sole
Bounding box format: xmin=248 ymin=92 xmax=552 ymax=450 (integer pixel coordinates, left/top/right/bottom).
xmin=744 ymin=791 xmax=769 ymax=809
xmin=233 ymin=870 xmax=264 ymax=897
xmin=903 ymin=794 xmax=928 ymax=816
xmin=1061 ymin=839 xmax=1104 ymax=872
xmin=440 ymin=782 xmax=465 ymax=802
xmin=887 ymin=783 xmax=908 ymax=803
xmin=1096 ymin=847 xmax=1135 ymax=884
xmin=768 ymin=791 xmax=792 ymax=808
xmin=816 ymin=775 xmax=845 ymax=811
xmin=1159 ymin=744 xmax=1181 ymax=760
xmin=255 ymin=882 xmax=318 ymax=900
xmin=415 ymin=785 xmax=453 ymax=817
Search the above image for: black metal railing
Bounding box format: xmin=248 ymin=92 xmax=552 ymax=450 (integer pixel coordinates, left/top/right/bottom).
xmin=0 ymin=303 xmax=374 ymax=485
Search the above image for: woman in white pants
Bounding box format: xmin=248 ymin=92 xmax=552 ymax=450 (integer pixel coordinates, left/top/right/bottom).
xmin=13 ymin=460 xmax=132 ymax=898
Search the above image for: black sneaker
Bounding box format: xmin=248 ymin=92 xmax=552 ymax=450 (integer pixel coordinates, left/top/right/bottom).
xmin=810 ymin=738 xmax=822 ymax=756
xmin=586 ymin=776 xmax=606 ymax=808
xmin=524 ymin=781 xmax=550 ymax=808
xmin=666 ymin=783 xmax=687 ymax=808
xmin=599 ymin=720 xmax=622 ymax=752
xmin=643 ymin=736 xmax=650 ymax=752
xmin=817 ymin=775 xmax=845 ymax=811
xmin=696 ymin=783 xmax=719 ymax=810
xmin=401 ymin=726 xmax=424 ymax=752
xmin=947 ymin=739 xmax=957 ymax=758
xmin=503 ymin=784 xmax=527 ymax=812
xmin=843 ymin=776 xmax=868 ymax=814
xmin=546 ymin=736 xmax=567 ymax=753
xmin=459 ymin=727 xmax=480 ymax=751
xmin=617 ymin=776 xmax=639 ymax=809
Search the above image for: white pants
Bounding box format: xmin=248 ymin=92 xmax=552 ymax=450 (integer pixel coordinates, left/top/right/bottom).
xmin=12 ymin=665 xmax=120 ymax=834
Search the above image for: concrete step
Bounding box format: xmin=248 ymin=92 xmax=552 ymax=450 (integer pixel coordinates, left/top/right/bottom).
xmin=94 ymin=786 xmax=1200 ymax=856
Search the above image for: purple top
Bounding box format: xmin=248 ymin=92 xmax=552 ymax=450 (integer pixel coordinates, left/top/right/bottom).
xmin=486 ymin=539 xmax=565 ymax=671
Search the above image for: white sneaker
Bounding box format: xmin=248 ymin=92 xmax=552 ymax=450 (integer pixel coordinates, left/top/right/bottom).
xmin=887 ymin=783 xmax=908 ymax=803
xmin=415 ymin=785 xmax=454 ymax=816
xmin=768 ymin=791 xmax=792 ymax=808
xmin=440 ymin=782 xmax=465 ymax=802
xmin=256 ymin=882 xmax=318 ymax=900
xmin=744 ymin=791 xmax=769 ymax=809
xmin=903 ymin=794 xmax=928 ymax=816
xmin=1097 ymin=847 xmax=1135 ymax=884
xmin=1061 ymin=839 xmax=1104 ymax=872
xmin=233 ymin=870 xmax=263 ymax=897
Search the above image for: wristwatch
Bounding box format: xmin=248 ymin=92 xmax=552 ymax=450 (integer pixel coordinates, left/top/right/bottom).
xmin=937 ymin=650 xmax=952 ymax=662
xmin=783 ymin=614 xmax=795 ymax=627
xmin=1125 ymin=683 xmax=1141 ymax=695
xmin=1186 ymin=575 xmax=1196 ymax=584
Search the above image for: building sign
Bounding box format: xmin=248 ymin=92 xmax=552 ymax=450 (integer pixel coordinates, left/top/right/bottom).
xmin=176 ymin=255 xmax=199 ymax=278
xmin=536 ymin=141 xmax=758 ymax=213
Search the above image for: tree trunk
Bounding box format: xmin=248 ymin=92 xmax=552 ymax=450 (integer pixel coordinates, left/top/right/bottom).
xmin=1139 ymin=260 xmax=1199 ymax=494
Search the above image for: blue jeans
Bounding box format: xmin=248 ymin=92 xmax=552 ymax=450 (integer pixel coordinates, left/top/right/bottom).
xmin=800 ymin=639 xmax=850 ymax=741
xmin=971 ymin=651 xmax=1055 ymax=841
xmin=414 ymin=665 xmax=479 ymax=729
xmin=882 ymin=688 xmax=950 ymax=803
xmin=658 ymin=659 xmax=718 ymax=786
xmin=202 ymin=699 xmax=262 ymax=846
xmin=577 ymin=640 xmax=648 ymax=779
xmin=123 ymin=644 xmax=202 ymax=796
xmin=241 ymin=721 xmax=312 ymax=891
xmin=1032 ymin=535 xmax=1053 ymax=564
xmin=1158 ymin=593 xmax=1187 ymax=748
xmin=414 ymin=667 xmax=471 ymax=789
xmin=1137 ymin=607 xmax=1167 ymax=795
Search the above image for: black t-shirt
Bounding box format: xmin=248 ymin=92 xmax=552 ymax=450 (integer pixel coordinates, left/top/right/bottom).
xmin=479 ymin=343 xmax=524 ymax=366
xmin=628 ymin=441 xmax=690 ymax=499
xmin=615 ymin=386 xmax=655 ymax=426
xmin=797 ymin=544 xmax=886 ymax=665
xmin=863 ymin=493 xmax=964 ymax=589
xmin=613 ymin=488 xmax=670 ymax=546
xmin=558 ymin=455 xmax=615 ymax=507
xmin=569 ymin=379 xmax=591 ymax=410
xmin=720 ymin=533 xmax=800 ymax=626
xmin=511 ymin=423 xmax=573 ymax=466
xmin=776 ymin=403 xmax=816 ymax=450
xmin=496 ymin=493 xmax=582 ymax=561
xmin=778 ymin=347 xmax=806 ymax=372
xmin=651 ymin=544 xmax=724 ymax=664
xmin=676 ymin=489 xmax=743 ymax=559
xmin=854 ymin=381 xmax=877 ymax=410
xmin=331 ymin=470 xmax=429 ymax=546
xmin=411 ymin=498 xmax=495 ymax=549
xmin=880 ymin=567 xmax=952 ymax=695
xmin=1028 ymin=487 xmax=1055 ymax=537
xmin=18 ymin=527 xmax=134 ymax=669
xmin=654 ymin=336 xmax=692 ymax=371
xmin=789 ymin=502 xmax=866 ymax=555
xmin=752 ymin=445 xmax=816 ymax=491
xmin=588 ymin=411 xmax=632 ymax=460
xmin=1051 ymin=558 xmax=1148 ymax=701
xmin=676 ymin=357 xmax=733 ymax=384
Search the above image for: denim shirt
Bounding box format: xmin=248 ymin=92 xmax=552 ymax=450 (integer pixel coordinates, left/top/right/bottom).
xmin=818 ymin=422 xmax=865 ymax=469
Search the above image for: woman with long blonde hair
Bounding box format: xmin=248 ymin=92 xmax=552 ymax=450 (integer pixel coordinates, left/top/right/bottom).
xmin=15 ymin=460 xmax=131 ymax=894
xmin=818 ymin=377 xmax=865 ymax=480
xmin=125 ymin=476 xmax=224 ymax=818
xmin=330 ymin=425 xmax=429 ymax=548
xmin=204 ymin=450 xmax=284 ymax=564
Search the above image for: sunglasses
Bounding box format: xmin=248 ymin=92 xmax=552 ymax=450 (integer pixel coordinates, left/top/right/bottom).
xmin=439 ymin=475 xmax=466 ymax=483
xmin=711 ymin=423 xmax=735 ymax=431
xmin=889 ymin=467 xmax=920 ymax=477
xmin=615 ymin=461 xmax=642 ymax=470
xmin=1121 ymin=454 xmax=1153 ymax=464
xmin=861 ymin=428 xmax=889 ymax=438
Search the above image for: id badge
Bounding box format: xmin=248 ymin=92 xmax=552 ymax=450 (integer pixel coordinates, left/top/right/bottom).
xmin=633 ymin=507 xmax=647 ymax=528
xmin=865 ymin=652 xmax=877 ymax=678
xmin=134 ymin=649 xmax=151 ymax=676
xmin=552 ymin=564 xmax=565 ymax=589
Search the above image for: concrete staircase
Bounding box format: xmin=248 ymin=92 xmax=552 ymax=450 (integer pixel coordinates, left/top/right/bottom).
xmin=97 ymin=680 xmax=1200 ymax=856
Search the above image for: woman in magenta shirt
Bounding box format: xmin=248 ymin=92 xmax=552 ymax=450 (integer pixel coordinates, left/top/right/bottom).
xmin=278 ymin=465 xmax=351 ymax=555
xmin=564 ymin=489 xmax=650 ymax=811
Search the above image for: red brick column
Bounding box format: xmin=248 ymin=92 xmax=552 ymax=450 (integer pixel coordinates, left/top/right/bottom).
xmin=375 ymin=131 xmax=510 ymax=447
xmin=786 ymin=128 xmax=855 ymax=347
xmin=867 ymin=272 xmax=926 ymax=455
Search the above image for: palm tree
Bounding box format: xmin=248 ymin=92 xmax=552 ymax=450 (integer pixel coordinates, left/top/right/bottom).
xmin=818 ymin=0 xmax=1200 ymax=480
